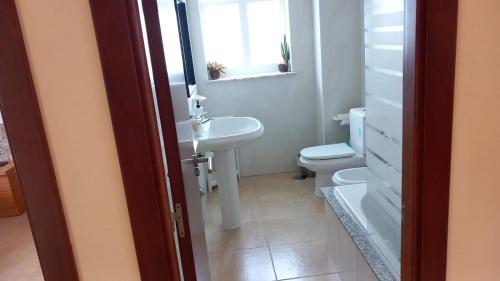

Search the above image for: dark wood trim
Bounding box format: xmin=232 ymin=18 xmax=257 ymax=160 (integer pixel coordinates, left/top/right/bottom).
xmin=401 ymin=0 xmax=459 ymax=280
xmin=139 ymin=0 xmax=198 ymax=280
xmin=0 ymin=1 xmax=79 ymax=280
xmin=88 ymin=0 xmax=182 ymax=280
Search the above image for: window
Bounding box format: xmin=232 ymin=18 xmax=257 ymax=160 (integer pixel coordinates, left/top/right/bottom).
xmin=200 ymin=0 xmax=288 ymax=77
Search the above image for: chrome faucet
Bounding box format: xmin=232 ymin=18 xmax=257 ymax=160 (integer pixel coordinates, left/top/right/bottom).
xmin=192 ymin=112 xmax=207 ymax=120
xmin=191 ymin=112 xmax=214 ymax=125
xmin=200 ymin=117 xmax=215 ymax=124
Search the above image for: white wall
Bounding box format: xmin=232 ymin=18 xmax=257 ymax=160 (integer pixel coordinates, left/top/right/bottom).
xmin=15 ymin=1 xmax=142 ymax=280
xmin=187 ymin=0 xmax=318 ymax=176
xmin=313 ymin=0 xmax=364 ymax=145
xmin=447 ymin=0 xmax=500 ymax=280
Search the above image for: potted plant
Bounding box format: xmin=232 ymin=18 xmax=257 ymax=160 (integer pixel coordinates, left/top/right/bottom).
xmin=207 ymin=61 xmax=226 ymax=80
xmin=279 ymin=34 xmax=290 ymax=72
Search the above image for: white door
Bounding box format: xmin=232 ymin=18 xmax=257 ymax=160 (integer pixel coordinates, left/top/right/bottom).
xmin=137 ymin=0 xmax=210 ymax=280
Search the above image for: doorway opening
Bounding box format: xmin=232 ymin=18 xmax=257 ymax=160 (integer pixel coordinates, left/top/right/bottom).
xmin=165 ymin=0 xmax=403 ymax=280
xmin=89 ymin=0 xmax=458 ymax=280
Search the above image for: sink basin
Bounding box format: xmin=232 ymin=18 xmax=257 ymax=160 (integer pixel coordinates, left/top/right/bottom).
xmin=195 ymin=117 xmax=264 ymax=153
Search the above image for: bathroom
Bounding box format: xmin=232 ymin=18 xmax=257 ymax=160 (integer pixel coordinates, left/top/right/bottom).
xmin=155 ymin=0 xmax=404 ymax=280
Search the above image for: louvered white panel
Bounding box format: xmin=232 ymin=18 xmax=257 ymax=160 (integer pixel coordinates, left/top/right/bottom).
xmin=365 ymin=30 xmax=404 ymax=45
xmin=367 ymin=170 xmax=401 ymax=211
xmin=368 ymin=0 xmax=404 ymax=15
xmin=365 ymin=47 xmax=403 ymax=72
xmin=366 ymin=95 xmax=402 ymax=142
xmin=365 ymin=0 xmax=403 ymax=274
xmin=367 ymin=182 xmax=401 ymax=224
xmin=365 ymin=11 xmax=403 ymax=27
xmin=367 ymin=151 xmax=402 ymax=195
xmin=365 ymin=68 xmax=402 ymax=104
xmin=366 ymin=126 xmax=402 ymax=171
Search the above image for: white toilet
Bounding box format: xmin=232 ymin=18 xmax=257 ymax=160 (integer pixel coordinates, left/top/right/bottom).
xmin=299 ymin=108 xmax=366 ymax=197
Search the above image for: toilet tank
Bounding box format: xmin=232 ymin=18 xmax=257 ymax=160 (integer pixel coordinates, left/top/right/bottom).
xmin=349 ymin=108 xmax=366 ymax=155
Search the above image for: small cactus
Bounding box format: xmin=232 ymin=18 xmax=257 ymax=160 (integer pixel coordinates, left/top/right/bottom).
xmin=280 ymin=34 xmax=290 ymax=64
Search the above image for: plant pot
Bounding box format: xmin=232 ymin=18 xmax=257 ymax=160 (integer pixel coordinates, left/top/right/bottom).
xmin=278 ymin=63 xmax=289 ymax=73
xmin=209 ymin=70 xmax=221 ymax=80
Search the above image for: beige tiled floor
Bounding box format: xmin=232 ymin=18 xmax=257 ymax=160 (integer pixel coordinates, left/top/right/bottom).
xmin=205 ymin=172 xmax=340 ymax=281
xmin=0 ymin=214 xmax=44 ymax=281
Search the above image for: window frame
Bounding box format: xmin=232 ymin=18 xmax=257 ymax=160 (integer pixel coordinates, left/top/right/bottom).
xmin=199 ymin=0 xmax=289 ymax=78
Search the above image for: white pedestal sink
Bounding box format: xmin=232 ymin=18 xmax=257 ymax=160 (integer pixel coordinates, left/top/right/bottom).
xmin=195 ymin=117 xmax=264 ymax=229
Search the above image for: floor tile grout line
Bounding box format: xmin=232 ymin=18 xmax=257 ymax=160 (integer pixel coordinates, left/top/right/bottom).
xmin=267 ymin=238 xmax=328 ymax=248
xmin=263 ymin=226 xmax=278 ymax=281
xmin=206 ymin=238 xmax=330 ymax=255
xmin=267 ymin=244 xmax=279 ymax=281
xmin=277 ymin=272 xmax=341 ymax=281
xmin=207 ymin=245 xmax=269 ymax=255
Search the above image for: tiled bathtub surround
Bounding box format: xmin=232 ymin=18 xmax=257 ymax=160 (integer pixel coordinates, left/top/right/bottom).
xmin=321 ymin=187 xmax=397 ymax=281
xmin=0 ymin=125 xmax=12 ymax=162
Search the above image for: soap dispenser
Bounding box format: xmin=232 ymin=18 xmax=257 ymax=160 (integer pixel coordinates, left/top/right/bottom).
xmin=191 ymin=94 xmax=207 ymax=116
xmin=191 ymin=101 xmax=204 ymax=138
xmin=193 ymin=100 xmax=203 ymax=117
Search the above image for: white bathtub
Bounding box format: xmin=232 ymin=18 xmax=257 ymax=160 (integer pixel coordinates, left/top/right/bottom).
xmin=330 ymin=183 xmax=401 ymax=279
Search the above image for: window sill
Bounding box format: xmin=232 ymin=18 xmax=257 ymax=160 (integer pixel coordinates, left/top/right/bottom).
xmin=205 ymin=71 xmax=296 ymax=83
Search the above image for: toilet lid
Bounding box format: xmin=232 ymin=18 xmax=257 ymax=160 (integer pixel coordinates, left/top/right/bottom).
xmin=300 ymin=143 xmax=355 ymax=160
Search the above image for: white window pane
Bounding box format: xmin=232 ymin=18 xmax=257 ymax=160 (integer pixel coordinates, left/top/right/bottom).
xmin=247 ymin=0 xmax=284 ymax=65
xmin=202 ymin=4 xmax=244 ymax=67
xmin=158 ymin=2 xmax=185 ymax=81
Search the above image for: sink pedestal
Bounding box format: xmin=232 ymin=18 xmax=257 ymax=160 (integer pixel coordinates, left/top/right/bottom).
xmin=195 ymin=116 xmax=264 ymax=229
xmin=214 ymin=149 xmax=241 ymax=229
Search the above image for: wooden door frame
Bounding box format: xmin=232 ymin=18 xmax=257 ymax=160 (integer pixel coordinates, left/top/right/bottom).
xmin=401 ymin=0 xmax=459 ymax=280
xmin=88 ymin=0 xmax=185 ymax=280
xmin=0 ymin=1 xmax=80 ymax=280
xmin=89 ymin=0 xmax=459 ymax=280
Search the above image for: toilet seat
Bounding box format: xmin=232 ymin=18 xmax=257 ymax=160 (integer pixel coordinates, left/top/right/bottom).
xmin=300 ymin=143 xmax=355 ymax=160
